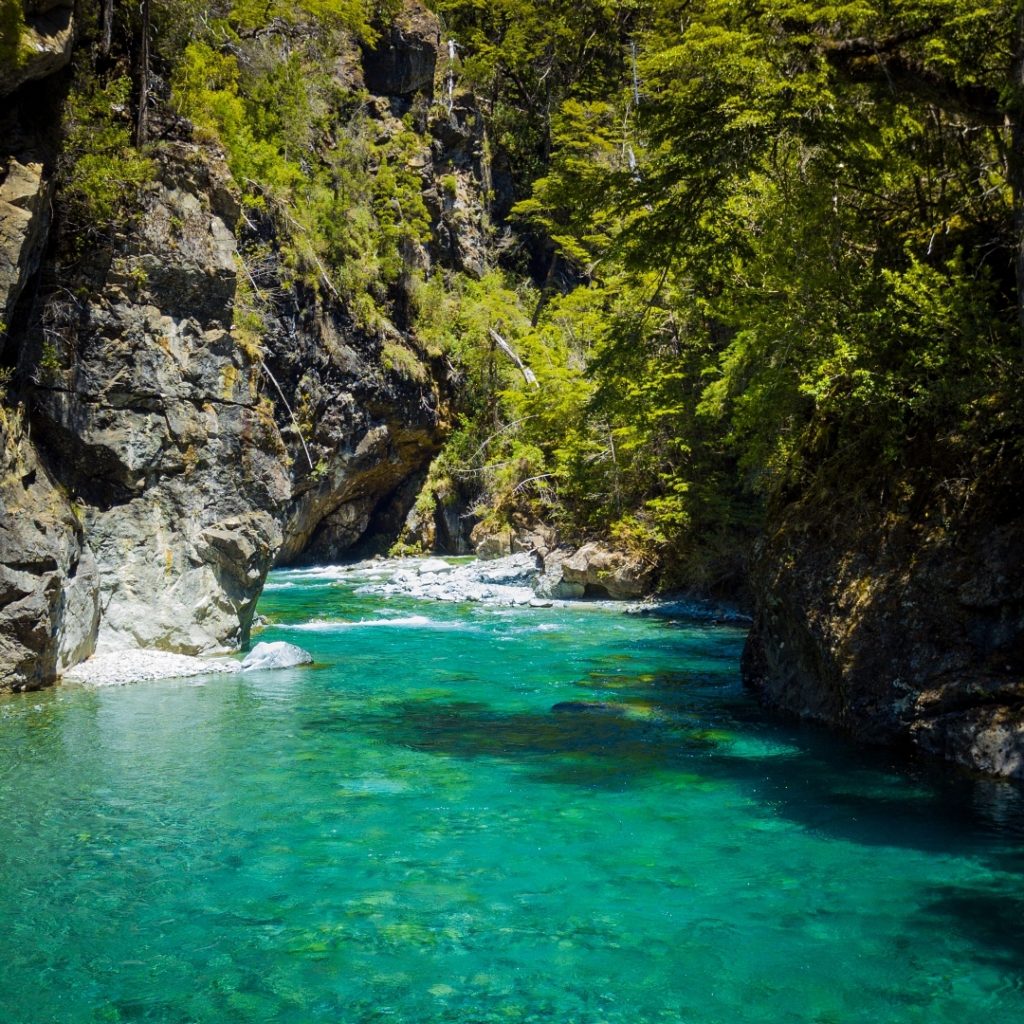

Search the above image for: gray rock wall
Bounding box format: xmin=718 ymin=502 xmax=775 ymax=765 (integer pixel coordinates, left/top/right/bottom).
xmin=0 ymin=404 xmax=99 ymax=688
xmin=743 ymin=450 xmax=1024 ymax=779
xmin=0 ymin=1 xmax=73 ymax=98
xmin=22 ymin=143 xmax=292 ymax=654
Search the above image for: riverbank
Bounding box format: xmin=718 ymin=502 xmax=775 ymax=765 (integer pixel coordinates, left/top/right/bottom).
xmin=61 ymin=641 xmax=313 ymax=687
xmin=61 ymin=650 xmax=241 ymax=687
xmin=302 ymin=553 xmax=750 ymax=623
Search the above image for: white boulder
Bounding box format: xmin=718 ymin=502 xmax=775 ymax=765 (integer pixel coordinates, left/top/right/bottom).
xmin=241 ymin=641 xmax=313 ymax=671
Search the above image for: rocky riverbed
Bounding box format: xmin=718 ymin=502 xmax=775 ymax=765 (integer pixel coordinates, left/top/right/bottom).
xmin=326 ymin=553 xmax=750 ymax=622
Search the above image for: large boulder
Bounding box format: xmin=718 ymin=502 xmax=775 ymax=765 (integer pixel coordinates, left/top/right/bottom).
xmin=534 ymin=549 xmax=586 ymax=600
xmin=560 ymin=543 xmax=654 ymax=599
xmin=93 ymin=511 xmax=282 ymax=654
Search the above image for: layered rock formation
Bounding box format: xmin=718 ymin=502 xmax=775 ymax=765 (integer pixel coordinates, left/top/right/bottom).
xmin=743 ymin=448 xmax=1024 ymax=779
xmin=0 ymin=1 xmax=475 ymax=686
xmin=1 ymin=1 xmax=83 ymax=689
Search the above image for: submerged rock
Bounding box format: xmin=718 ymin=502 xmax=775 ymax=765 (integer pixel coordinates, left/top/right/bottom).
xmin=552 ymin=701 xmax=624 ymax=715
xmin=241 ymin=641 xmax=313 ymax=672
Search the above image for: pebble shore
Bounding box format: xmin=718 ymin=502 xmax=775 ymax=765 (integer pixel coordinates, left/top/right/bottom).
xmin=61 ymin=650 xmax=241 ymax=686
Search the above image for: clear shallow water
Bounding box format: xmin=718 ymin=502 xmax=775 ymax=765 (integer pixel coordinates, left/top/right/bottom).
xmin=2 ymin=566 xmax=1024 ymax=1024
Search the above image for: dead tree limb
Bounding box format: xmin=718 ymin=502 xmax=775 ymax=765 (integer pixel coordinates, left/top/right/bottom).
xmin=488 ymin=328 xmax=539 ymax=388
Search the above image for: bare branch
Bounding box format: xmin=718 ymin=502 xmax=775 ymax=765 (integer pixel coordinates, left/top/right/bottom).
xmin=489 ymin=328 xmax=539 ymax=388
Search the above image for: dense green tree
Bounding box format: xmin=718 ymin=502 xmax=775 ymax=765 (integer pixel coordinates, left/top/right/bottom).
xmin=424 ymin=0 xmax=1022 ymax=586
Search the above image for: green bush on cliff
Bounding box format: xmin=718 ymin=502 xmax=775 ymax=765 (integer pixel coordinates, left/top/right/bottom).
xmin=171 ymin=9 xmax=431 ymax=323
xmin=0 ymin=0 xmax=24 ymax=72
xmin=61 ymin=76 xmax=155 ymax=224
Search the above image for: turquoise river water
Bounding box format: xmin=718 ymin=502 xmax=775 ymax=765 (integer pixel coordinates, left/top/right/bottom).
xmin=2 ymin=562 xmax=1024 ymax=1024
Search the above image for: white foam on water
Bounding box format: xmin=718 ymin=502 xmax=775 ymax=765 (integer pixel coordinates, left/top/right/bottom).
xmin=271 ymin=566 xmax=350 ymax=582
xmin=279 ymin=615 xmax=472 ymax=632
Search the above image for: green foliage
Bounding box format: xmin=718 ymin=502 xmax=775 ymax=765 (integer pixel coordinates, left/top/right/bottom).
xmin=172 ymin=41 xmax=305 ymax=197
xmin=632 ymin=1 xmax=1021 ymax=495
xmin=230 ymin=0 xmax=379 ymax=40
xmin=232 ymin=257 xmax=267 ymax=360
xmin=0 ymin=0 xmax=24 ymax=72
xmin=381 ymin=339 xmax=427 ymax=382
xmin=422 ymin=0 xmax=1022 ymax=588
xmin=429 ymin=0 xmax=652 ymax=192
xmin=38 ymin=341 xmax=63 ymax=380
xmin=513 ymin=99 xmax=623 ymax=268
xmin=171 ymin=10 xmax=432 ymax=322
xmin=61 ymin=76 xmax=155 ymax=224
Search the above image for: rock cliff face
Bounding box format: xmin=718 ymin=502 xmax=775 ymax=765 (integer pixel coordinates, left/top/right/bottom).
xmin=1 ymin=1 xmax=84 ymax=689
xmin=743 ymin=446 xmax=1024 ymax=779
xmin=0 ymin=403 xmax=99 ymax=688
xmin=0 ymin=1 xmax=474 ymax=685
xmin=23 ymin=142 xmax=294 ymax=654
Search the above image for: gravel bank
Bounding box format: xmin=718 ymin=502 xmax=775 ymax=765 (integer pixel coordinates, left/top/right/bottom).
xmin=61 ymin=650 xmax=241 ymax=686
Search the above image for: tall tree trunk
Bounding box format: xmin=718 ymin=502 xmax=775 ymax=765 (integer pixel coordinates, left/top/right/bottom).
xmin=101 ymin=0 xmax=114 ymax=55
xmin=134 ymin=0 xmax=151 ymax=147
